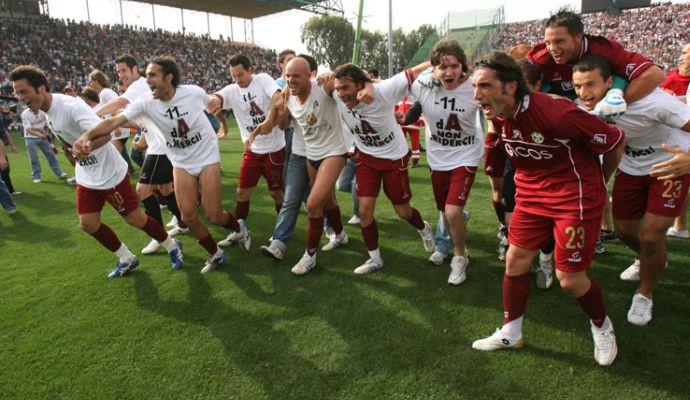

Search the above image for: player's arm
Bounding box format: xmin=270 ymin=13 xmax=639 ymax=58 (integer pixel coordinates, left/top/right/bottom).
xmin=0 ymin=141 xmax=7 ymax=170
xmin=74 ymin=114 xmax=129 ymax=156
xmin=601 ymin=136 xmax=625 ymax=182
xmin=215 ymin=110 xmax=228 ymax=138
xmin=95 ymin=97 xmax=129 ymax=117
xmin=623 ymin=65 xmax=665 ymax=104
xmin=206 ymin=94 xmax=223 ymax=115
xmin=398 ymin=101 xmax=423 ymax=126
xmin=131 ymin=131 xmax=148 ymax=151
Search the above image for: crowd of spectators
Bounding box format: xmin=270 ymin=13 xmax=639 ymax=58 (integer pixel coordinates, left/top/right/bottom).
xmin=0 ymin=15 xmax=281 ymax=95
xmin=495 ymin=2 xmax=689 ymax=71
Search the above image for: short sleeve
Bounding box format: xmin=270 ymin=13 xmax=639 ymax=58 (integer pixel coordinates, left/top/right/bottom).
xmin=376 ymin=72 xmax=413 ymax=107
xmin=259 ymin=74 xmax=281 ymax=99
xmin=648 ymin=90 xmax=690 ymax=129
xmin=214 ymin=84 xmax=234 ymax=111
xmin=72 ymin=101 xmax=102 ymax=133
xmin=599 ymin=38 xmax=654 ymax=81
xmin=558 ymin=105 xmax=624 ymax=155
xmin=21 ymin=110 xmax=31 ymax=128
xmin=121 ymin=97 xmax=147 ymax=125
xmin=191 ymin=85 xmax=210 ymax=107
xmin=120 ymin=80 xmax=149 ymax=104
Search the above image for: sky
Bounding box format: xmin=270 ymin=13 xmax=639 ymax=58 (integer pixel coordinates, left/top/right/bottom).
xmin=46 ymin=0 xmax=687 ymax=55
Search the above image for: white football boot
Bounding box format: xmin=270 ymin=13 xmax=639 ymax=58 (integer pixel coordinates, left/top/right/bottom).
xmin=627 ymin=293 xmax=653 ymax=326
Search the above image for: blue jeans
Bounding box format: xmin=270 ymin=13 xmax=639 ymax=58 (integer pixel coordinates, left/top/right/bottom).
xmin=336 ymin=157 xmax=359 ymax=217
xmin=25 ymin=137 xmax=64 ymax=180
xmin=283 ymin=126 xmax=294 ymax=181
xmin=434 ymin=211 xmax=452 ymax=254
xmin=130 ymin=131 xmax=145 ymax=168
xmin=272 ymin=153 xmax=311 ymax=245
xmin=0 ymin=175 xmax=16 ymax=212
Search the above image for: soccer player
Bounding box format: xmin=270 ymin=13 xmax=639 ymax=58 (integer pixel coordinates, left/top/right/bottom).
xmin=327 ymin=62 xmax=435 ymax=274
xmin=209 ymin=54 xmax=286 ymax=248
xmin=275 ymin=49 xmax=297 ymax=166
xmin=76 ymin=57 xmax=247 ymax=273
xmin=21 ymin=106 xmax=68 ymax=183
xmin=470 ymin=52 xmax=624 ymax=366
xmin=527 ymin=8 xmax=665 ymax=110
xmin=405 ymin=38 xmax=483 ymax=284
xmin=572 ymin=55 xmax=690 ymax=326
xmin=251 ymin=57 xmax=348 ymax=275
xmin=395 ymin=97 xmax=422 ymax=168
xmin=10 ymin=65 xmax=183 ymax=278
xmin=660 ymin=42 xmax=690 ymax=239
xmin=102 ymin=55 xmax=187 ymax=251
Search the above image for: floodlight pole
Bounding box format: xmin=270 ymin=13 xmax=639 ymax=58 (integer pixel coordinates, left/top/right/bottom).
xmin=388 ymin=0 xmax=392 ymax=78
xmin=207 ymin=12 xmax=211 ymax=36
xmin=86 ymin=0 xmax=90 ymax=22
xmin=352 ymin=0 xmax=365 ymax=65
xmin=119 ymin=0 xmax=123 ymax=25
xmin=181 ymin=8 xmax=185 ymax=35
xmin=151 ymin=3 xmax=156 ymax=29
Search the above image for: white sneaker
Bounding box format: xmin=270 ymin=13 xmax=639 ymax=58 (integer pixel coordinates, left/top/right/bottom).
xmin=448 ymin=255 xmax=469 ymax=285
xmin=166 ymin=216 xmax=179 ymax=228
xmin=141 ymin=239 xmax=161 ymax=255
xmin=218 ymin=221 xmax=251 ymax=251
xmin=66 ymin=177 xmax=77 ymax=186
xmin=201 ymin=250 xmax=227 ymax=273
xmin=167 ymin=225 xmax=189 ymax=236
xmin=322 ymin=231 xmax=348 ymax=251
xmin=666 ymin=227 xmax=690 ymax=239
xmin=627 ymin=293 xmax=653 ymax=326
xmin=619 ymin=259 xmax=640 ymax=281
xmin=428 ymin=251 xmax=448 ymax=266
xmin=260 ymin=239 xmax=286 ymax=260
xmin=472 ymin=328 xmax=524 ymax=351
xmin=291 ymin=253 xmax=316 ymax=276
xmin=418 ymin=221 xmax=435 ymax=253
xmin=536 ymin=251 xmax=554 ymax=290
xmin=591 ymin=319 xmax=617 ymax=366
xmin=354 ymin=258 xmax=384 ymax=274
xmin=347 ymin=215 xmax=361 ymax=225
xmin=33 ymin=178 xmax=41 ymax=183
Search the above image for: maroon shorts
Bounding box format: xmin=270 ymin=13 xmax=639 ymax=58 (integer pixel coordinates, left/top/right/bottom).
xmin=509 ymin=208 xmax=600 ymax=273
xmin=612 ymin=170 xmax=690 ymax=220
xmin=238 ymin=148 xmax=285 ymax=191
xmin=76 ymin=174 xmax=139 ymax=216
xmin=354 ymin=151 xmax=412 ymax=205
xmin=484 ymin=144 xmax=507 ymax=177
xmin=430 ymin=166 xmax=477 ymax=210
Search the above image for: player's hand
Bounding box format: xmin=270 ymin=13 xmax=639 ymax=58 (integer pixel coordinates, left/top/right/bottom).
xmin=245 ymin=131 xmax=258 ymax=150
xmin=72 ymin=139 xmax=92 ymax=159
xmin=357 ymin=83 xmax=375 ymax=105
xmin=650 ymin=143 xmax=690 ymax=180
xmin=417 ymin=67 xmax=440 ymax=90
xmin=594 ymin=88 xmax=626 ymax=120
xmin=395 ymin=110 xmax=405 ymax=124
xmin=316 ymin=72 xmax=335 ymax=86
xmin=0 ymin=157 xmax=7 ymax=171
xmin=217 ymin=126 xmax=227 ymax=139
xmin=206 ymin=95 xmax=221 ymax=115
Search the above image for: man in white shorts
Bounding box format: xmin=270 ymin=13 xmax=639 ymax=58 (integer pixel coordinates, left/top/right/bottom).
xmin=75 ymin=57 xmax=247 ymax=273
xmin=10 ymin=65 xmax=183 ymax=278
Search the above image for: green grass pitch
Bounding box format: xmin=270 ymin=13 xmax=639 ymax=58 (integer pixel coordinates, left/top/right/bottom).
xmin=1 ymin=121 xmax=689 ymax=399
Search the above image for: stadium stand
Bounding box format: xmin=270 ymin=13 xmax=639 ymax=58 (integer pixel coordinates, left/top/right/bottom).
xmin=0 ymin=15 xmax=281 ymax=94
xmin=495 ymin=2 xmax=690 ymax=71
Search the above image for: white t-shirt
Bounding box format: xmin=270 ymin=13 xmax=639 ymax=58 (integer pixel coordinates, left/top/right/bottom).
xmin=614 ymin=89 xmax=690 ymax=176
xmin=46 ymin=94 xmax=127 ymax=190
xmin=21 ymin=109 xmax=48 ymax=138
xmin=287 ymin=81 xmax=347 ymax=161
xmin=335 ymin=72 xmax=411 ymax=160
xmin=215 ymin=73 xmax=285 ymax=154
xmin=118 ymin=77 xmax=166 ymax=155
xmin=97 ymin=87 xmax=130 ymax=142
xmin=122 ymin=85 xmax=220 ymax=170
xmin=410 ymin=77 xmax=484 ymax=170
xmin=291 ymin=122 xmax=307 ymax=157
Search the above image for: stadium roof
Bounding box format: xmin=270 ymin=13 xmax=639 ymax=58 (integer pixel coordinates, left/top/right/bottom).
xmin=134 ymin=0 xmax=343 ymax=19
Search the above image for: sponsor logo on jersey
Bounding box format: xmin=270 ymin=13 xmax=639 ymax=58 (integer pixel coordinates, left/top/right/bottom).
xmin=568 ymin=251 xmax=582 ymax=263
xmin=531 ymin=132 xmax=544 ymax=144
xmin=512 ymin=129 xmax=522 ymax=139
xmin=561 ymin=81 xmax=574 ymax=91
xmin=592 ymin=134 xmax=607 ymax=145
xmin=306 ymin=113 xmax=317 ymax=125
xmin=664 ymin=198 xmax=676 ymax=208
xmin=624 ymin=145 xmax=655 ymax=157
xmin=504 ymin=142 xmax=554 ymax=160
xmin=625 ymin=63 xmax=636 ymax=77
xmin=552 ymin=72 xmax=562 ymax=81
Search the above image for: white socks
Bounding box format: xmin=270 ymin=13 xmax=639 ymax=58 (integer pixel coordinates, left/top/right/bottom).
xmin=114 ymin=243 xmax=136 ymax=263
xmin=501 ymin=316 xmax=523 ymax=339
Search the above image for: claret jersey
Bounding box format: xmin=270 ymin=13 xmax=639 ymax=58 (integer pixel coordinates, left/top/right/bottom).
xmin=493 ymin=92 xmax=624 ymax=219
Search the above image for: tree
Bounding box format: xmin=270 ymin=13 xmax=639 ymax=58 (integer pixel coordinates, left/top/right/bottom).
xmin=359 ymin=30 xmax=387 ymax=72
xmin=300 ymin=15 xmax=353 ymax=70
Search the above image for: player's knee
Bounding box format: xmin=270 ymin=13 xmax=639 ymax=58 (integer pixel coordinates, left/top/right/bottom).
xmin=639 ymin=229 xmax=664 ymax=248
xmin=78 ymin=219 xmax=100 ymax=233
xmin=180 ymin=210 xmax=198 ymax=227
xmin=393 ymin=204 xmax=412 ymax=219
xmin=444 ymin=207 xmax=463 ymax=225
xmin=205 ymin=210 xmax=224 ymax=225
xmin=123 ymin=211 xmax=145 ymax=227
xmin=136 ymin=184 xmax=151 ymax=198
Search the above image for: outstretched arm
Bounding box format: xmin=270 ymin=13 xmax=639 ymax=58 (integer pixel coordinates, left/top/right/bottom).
xmin=624 ymin=66 xmax=665 ymax=104
xmin=95 ymin=97 xmax=129 ymax=118
xmin=73 ymin=114 xmax=129 ymax=156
